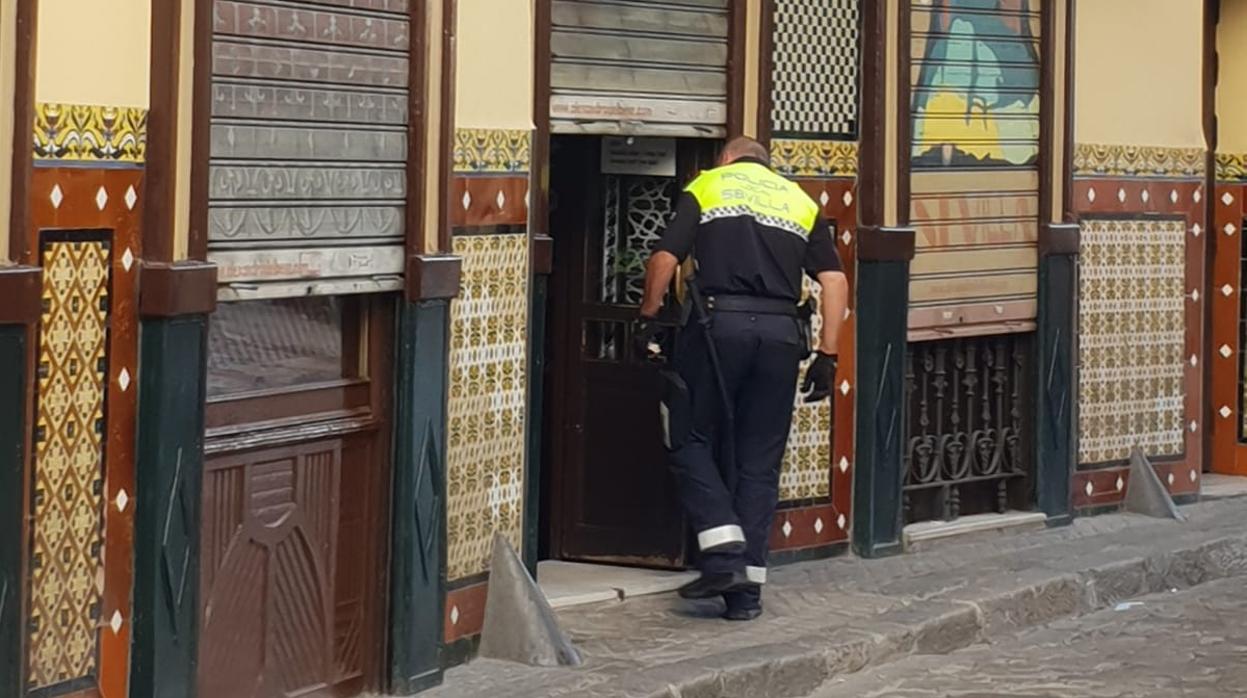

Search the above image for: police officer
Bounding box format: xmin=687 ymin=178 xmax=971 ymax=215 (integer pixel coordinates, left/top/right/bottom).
xmin=639 ymin=136 xmax=848 ymax=621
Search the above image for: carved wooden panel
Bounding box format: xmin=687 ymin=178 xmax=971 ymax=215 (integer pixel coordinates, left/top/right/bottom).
xmin=206 ymin=0 xmax=411 ymax=294
xmin=198 ymin=434 xmax=384 ymax=697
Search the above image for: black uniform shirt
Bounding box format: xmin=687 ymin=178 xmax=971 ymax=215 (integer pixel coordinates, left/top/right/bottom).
xmin=654 ymin=159 xmax=843 ymax=302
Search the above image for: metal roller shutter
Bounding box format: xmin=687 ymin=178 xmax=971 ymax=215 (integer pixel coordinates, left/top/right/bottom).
xmin=550 ymin=0 xmax=730 ymax=137
xmin=907 ymin=0 xmax=1042 ymax=332
xmin=207 ymin=0 xmax=411 ymax=301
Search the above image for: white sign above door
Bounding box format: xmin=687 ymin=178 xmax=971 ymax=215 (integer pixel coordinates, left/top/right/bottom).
xmin=600 ymin=137 xmax=677 ymax=177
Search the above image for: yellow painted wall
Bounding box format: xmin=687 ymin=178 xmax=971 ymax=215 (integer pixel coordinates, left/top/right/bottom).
xmin=173 ymin=0 xmax=195 ymax=260
xmin=1074 ymin=0 xmax=1204 ymax=148
xmin=36 ymin=0 xmax=150 ymax=107
xmin=455 ymin=0 xmax=533 ymax=129
xmin=1219 ymin=0 xmax=1247 ymax=154
xmin=0 ymin=0 xmax=17 ymax=260
xmin=743 ymin=0 xmax=760 ymax=137
xmin=425 ymin=0 xmax=446 ymax=252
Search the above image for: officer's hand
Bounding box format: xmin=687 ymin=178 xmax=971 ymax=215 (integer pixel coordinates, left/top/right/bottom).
xmin=633 ymin=321 xmax=665 ymax=362
xmin=801 ymin=351 xmax=837 ymax=403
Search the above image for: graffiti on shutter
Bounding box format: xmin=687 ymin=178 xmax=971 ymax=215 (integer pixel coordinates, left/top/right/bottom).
xmin=908 ymin=0 xmax=1042 ymax=333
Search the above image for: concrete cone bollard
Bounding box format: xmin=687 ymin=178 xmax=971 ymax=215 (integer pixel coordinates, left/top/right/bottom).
xmin=1124 ymin=446 xmax=1186 ymax=521
xmin=477 ymin=534 xmax=582 ymax=667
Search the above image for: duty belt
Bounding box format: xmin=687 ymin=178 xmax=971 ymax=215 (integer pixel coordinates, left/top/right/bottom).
xmin=705 ymin=294 xmax=798 ymax=317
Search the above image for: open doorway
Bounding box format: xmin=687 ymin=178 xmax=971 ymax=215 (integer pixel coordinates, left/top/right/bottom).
xmin=541 ymin=135 xmax=719 ymax=571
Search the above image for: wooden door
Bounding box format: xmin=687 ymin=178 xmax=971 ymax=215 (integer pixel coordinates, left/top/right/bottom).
xmin=547 ymin=137 xmax=715 ymax=567
xmin=198 ymin=295 xmax=393 ymax=698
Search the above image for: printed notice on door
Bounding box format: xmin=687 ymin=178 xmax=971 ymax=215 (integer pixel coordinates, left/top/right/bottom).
xmin=601 ymin=137 xmax=677 ymax=177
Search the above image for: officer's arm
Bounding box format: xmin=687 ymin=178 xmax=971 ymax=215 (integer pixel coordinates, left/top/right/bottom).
xmin=640 ymin=252 xmax=680 ymax=319
xmin=641 ymin=194 xmax=699 ymax=318
xmin=804 ymin=218 xmax=848 ymax=355
xmin=815 ymin=271 xmax=849 ymax=355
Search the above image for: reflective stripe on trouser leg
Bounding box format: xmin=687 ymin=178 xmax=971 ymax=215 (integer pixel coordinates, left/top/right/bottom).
xmin=745 ymin=566 xmax=767 ymax=584
xmin=697 ymin=524 xmax=746 ymax=551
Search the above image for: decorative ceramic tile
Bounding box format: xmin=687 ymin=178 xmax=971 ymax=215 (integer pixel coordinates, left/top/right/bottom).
xmin=771 ymin=139 xmax=858 ymax=178
xmin=454 ymin=129 xmax=532 ymax=173
xmin=34 ymin=103 xmax=147 ymax=165
xmin=1077 ymin=218 xmax=1185 ymax=465
xmin=770 ymin=0 xmax=859 ymax=137
xmin=446 ymin=234 xmax=529 ymax=581
xmin=1217 ymin=152 xmax=1247 ymax=182
xmin=1074 ymin=144 xmax=1206 ymax=179
xmin=780 ymin=276 xmax=832 ymax=502
xmin=29 ymin=237 xmax=111 ymax=689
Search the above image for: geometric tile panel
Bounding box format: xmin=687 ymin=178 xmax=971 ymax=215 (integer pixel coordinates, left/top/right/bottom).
xmin=28 ymin=237 xmax=111 ymax=690
xmin=771 ymin=0 xmax=860 ymax=137
xmin=780 ymin=276 xmax=831 ymax=501
xmin=771 ymin=139 xmax=859 ymax=178
xmin=34 ymin=103 xmax=147 ymax=164
xmin=1077 ymin=219 xmax=1185 ymax=465
xmin=1074 ymin=143 xmax=1206 ymax=179
xmin=445 ymin=233 xmax=529 ymax=581
xmin=453 ymin=128 xmax=532 ymax=174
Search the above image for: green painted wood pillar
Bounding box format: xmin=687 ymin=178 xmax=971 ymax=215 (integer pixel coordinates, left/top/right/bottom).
xmin=389 ymin=298 xmax=450 ymax=694
xmin=0 ymin=324 xmax=29 ymax=698
xmin=1036 ymin=224 xmax=1080 ymax=527
xmin=0 ymin=265 xmax=42 ymax=696
xmin=130 ymin=262 xmax=216 ymax=698
xmin=852 ymin=228 xmax=914 ymax=559
xmin=389 ymin=253 xmax=461 ymax=694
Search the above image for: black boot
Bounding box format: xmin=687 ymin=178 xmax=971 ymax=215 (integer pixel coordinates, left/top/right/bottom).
xmin=722 ymin=585 xmax=763 ymax=621
xmin=677 ymin=571 xmax=750 ymax=600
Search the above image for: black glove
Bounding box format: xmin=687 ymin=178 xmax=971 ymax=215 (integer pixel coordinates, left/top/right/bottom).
xmin=801 ymin=351 xmax=837 ymax=403
xmin=633 ymin=320 xmax=666 ymax=362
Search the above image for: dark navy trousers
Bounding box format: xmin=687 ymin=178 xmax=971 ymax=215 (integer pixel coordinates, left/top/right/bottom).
xmin=668 ymin=310 xmax=803 ymax=595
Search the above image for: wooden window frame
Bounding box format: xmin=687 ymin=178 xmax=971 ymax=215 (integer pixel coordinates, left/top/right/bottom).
xmin=205 ymin=294 xmax=394 ymax=444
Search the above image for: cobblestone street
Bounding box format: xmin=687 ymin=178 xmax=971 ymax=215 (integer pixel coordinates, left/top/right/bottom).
xmin=818 ymin=577 xmax=1247 ymax=697
xmin=426 ymin=498 xmax=1247 ymax=697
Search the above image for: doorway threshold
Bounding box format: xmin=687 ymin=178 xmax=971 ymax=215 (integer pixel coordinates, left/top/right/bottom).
xmin=903 ymin=511 xmax=1047 ymax=552
xmin=1201 ymin=473 xmax=1247 ymax=501
xmin=537 ymin=561 xmax=698 ymax=610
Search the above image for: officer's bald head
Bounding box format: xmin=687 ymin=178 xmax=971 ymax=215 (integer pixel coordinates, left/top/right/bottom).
xmin=718 ymin=136 xmax=770 ymax=167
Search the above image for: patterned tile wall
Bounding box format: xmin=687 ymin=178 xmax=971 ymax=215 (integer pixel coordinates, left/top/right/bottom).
xmin=34 ymin=104 xmax=147 ymax=164
xmin=780 ymin=276 xmax=832 ymax=501
xmin=1074 ymin=144 xmax=1206 ymax=179
xmin=770 ymin=0 xmax=860 ymax=137
xmin=445 ymin=233 xmax=530 ymax=581
xmin=1077 ymin=218 xmax=1186 ymax=465
xmin=454 ymin=129 xmax=532 ymax=173
xmin=29 ymin=237 xmax=111 ymax=690
xmin=771 ymin=139 xmax=858 ymax=178
xmin=1217 ymin=152 xmax=1247 ymax=182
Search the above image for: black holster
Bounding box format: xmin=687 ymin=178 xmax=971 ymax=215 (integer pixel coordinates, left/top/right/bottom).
xmin=796 ymin=297 xmax=816 ymax=361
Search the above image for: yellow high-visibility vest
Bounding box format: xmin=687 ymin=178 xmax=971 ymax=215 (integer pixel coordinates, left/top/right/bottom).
xmin=683 ymin=161 xmax=820 ymax=240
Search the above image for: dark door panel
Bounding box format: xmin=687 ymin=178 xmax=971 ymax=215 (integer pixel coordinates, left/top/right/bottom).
xmin=547 ymin=136 xmax=717 ymax=567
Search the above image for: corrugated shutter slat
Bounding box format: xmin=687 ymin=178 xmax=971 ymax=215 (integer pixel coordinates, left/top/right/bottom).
xmin=550 ymin=0 xmax=730 ymax=137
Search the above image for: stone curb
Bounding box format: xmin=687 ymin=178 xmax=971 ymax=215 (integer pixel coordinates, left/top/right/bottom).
xmin=638 ymin=531 xmax=1247 ymax=698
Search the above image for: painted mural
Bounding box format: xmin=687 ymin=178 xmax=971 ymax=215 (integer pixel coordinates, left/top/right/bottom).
xmin=911 ymin=0 xmax=1041 ymax=168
